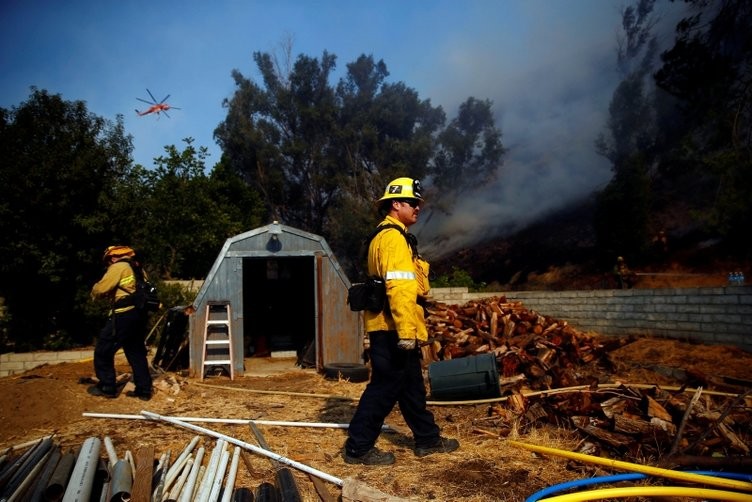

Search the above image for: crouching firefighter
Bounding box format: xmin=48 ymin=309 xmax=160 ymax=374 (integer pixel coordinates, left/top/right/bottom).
xmin=343 ymin=177 xmax=459 ymax=465
xmin=89 ymin=245 xmax=153 ymax=400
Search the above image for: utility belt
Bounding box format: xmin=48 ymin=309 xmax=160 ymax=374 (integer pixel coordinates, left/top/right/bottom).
xmin=113 ymin=294 xmax=136 ymax=309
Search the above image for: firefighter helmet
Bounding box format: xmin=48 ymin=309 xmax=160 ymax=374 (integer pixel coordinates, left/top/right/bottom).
xmin=378 ymin=177 xmax=424 ymax=203
xmin=102 ymin=245 xmax=135 ymax=262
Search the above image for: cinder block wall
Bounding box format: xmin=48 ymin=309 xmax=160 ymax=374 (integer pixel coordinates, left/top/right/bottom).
xmin=0 ymin=349 xmax=93 ymax=378
xmin=430 ymin=286 xmax=752 ymax=352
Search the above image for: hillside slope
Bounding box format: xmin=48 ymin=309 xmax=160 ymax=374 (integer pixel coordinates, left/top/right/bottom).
xmin=432 ymin=194 xmax=746 ymax=291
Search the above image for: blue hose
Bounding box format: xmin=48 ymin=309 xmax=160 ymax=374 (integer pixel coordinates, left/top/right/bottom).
xmin=526 ymin=470 xmax=752 ymax=502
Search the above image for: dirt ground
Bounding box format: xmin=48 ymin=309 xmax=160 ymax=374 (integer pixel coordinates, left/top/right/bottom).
xmin=1 ymin=334 xmax=751 ymax=501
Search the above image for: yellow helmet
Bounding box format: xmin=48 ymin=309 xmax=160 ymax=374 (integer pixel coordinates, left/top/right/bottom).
xmin=103 ymin=245 xmax=135 ymax=262
xmin=377 ymin=177 xmax=424 ymax=203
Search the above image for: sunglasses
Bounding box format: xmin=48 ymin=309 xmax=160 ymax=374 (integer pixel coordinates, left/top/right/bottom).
xmin=398 ymin=199 xmax=421 ymax=209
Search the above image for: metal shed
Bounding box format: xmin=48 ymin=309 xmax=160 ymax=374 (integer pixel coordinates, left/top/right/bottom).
xmin=188 ymin=221 xmax=363 ymax=378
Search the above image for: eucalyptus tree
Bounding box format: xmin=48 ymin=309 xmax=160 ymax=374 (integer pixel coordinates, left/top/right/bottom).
xmin=215 ymin=50 xmax=504 ymax=271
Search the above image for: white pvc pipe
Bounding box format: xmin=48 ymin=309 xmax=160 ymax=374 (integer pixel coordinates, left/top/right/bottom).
xmin=195 ymin=440 xmax=225 ymax=502
xmin=192 ymin=466 xmax=206 ymax=500
xmin=220 ymin=448 xmax=240 ymax=502
xmin=62 ymin=437 xmax=101 ymax=502
xmin=163 ymin=446 xmax=194 ymax=495
xmin=152 ymin=450 xmax=171 ymax=502
xmin=141 ymin=411 xmax=344 ymax=487
xmin=207 ymin=449 xmax=230 ymax=502
xmin=166 ymin=457 xmax=193 ymax=502
xmin=177 ymin=447 xmax=205 ymax=502
xmin=103 ymin=437 xmax=118 ymax=467
xmin=83 ymin=412 xmax=392 ymax=430
xmin=164 ymin=436 xmax=199 ymax=489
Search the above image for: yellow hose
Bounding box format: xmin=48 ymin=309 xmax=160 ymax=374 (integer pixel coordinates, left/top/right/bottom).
xmin=508 ymin=440 xmax=752 ymax=492
xmin=538 ymin=486 xmax=752 ymax=501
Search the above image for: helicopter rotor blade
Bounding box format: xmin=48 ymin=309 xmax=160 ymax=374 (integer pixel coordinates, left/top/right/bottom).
xmin=146 ymin=88 xmax=158 ymax=104
xmin=160 ymin=94 xmax=170 ymax=104
xmin=163 ymin=110 xmax=171 ymax=119
xmin=137 ymin=98 xmax=154 ymax=105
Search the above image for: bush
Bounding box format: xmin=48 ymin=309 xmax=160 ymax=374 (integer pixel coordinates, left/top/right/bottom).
xmin=432 ymin=267 xmax=487 ymax=291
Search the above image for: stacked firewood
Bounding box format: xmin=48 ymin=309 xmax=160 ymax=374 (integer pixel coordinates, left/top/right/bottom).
xmin=421 ymin=296 xmax=616 ymax=390
xmin=422 ymin=296 xmax=752 ymax=464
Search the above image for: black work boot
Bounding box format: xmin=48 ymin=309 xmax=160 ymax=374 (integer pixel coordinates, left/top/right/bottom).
xmin=126 ymin=388 xmax=153 ymax=401
xmin=343 ymin=447 xmax=396 ymax=465
xmin=87 ymin=384 xmax=117 ymax=398
xmin=414 ymin=437 xmax=460 ymax=457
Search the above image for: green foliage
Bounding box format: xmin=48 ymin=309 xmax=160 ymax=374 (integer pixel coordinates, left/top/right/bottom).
xmin=0 ymin=88 xmax=134 ymax=348
xmin=431 ymin=267 xmax=484 ymax=291
xmin=0 ymin=91 xmax=264 ymax=350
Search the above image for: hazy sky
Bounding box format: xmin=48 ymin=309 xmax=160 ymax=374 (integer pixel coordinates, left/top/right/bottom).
xmin=1 ymin=0 xmax=686 ymax=255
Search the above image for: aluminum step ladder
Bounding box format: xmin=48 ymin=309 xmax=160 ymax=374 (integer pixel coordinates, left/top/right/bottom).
xmin=201 ymin=301 xmax=234 ymax=380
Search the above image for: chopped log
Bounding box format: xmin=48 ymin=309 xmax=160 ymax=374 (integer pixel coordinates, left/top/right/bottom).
xmin=613 ymin=414 xmax=663 ymax=435
xmin=571 ymin=416 xmax=634 ymax=447
xmin=600 ymin=397 xmax=628 ymax=418
xmin=645 ymin=396 xmax=673 ymax=422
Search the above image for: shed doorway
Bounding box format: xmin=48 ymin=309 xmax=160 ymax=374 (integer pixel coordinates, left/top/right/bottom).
xmin=242 ymin=257 xmax=316 ymax=361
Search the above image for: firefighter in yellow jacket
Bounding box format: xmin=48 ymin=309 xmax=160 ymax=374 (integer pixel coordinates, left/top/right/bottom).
xmin=89 ymin=245 xmax=153 ymax=400
xmin=344 ymin=177 xmax=459 ymax=465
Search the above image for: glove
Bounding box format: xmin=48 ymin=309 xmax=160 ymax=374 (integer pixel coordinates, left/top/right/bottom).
xmin=397 ymin=338 xmax=417 ymax=350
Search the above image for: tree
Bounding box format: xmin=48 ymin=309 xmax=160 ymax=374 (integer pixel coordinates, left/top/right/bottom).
xmin=216 ymin=50 xmax=505 ymax=273
xmin=654 ymin=0 xmax=752 ymax=250
xmin=215 ymin=51 xmax=341 ymax=235
xmin=594 ymin=0 xmax=663 ymax=264
xmin=115 ymin=139 xmax=264 ymax=280
xmin=0 ymin=88 xmax=133 ymax=348
xmin=431 ymin=97 xmax=505 ymax=213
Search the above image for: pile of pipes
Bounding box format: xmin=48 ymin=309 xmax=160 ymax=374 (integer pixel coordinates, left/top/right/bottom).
xmin=0 ymin=432 xmax=288 ymax=501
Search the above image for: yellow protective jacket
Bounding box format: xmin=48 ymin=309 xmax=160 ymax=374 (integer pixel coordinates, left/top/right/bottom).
xmin=91 ymin=260 xmax=137 ymax=314
xmin=364 ymin=215 xmax=430 ymax=342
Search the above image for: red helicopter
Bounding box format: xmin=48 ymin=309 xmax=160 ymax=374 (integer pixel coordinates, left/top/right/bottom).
xmin=135 ymin=89 xmax=180 ymax=118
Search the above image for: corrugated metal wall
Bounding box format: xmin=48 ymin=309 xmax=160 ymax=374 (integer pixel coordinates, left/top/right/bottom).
xmin=189 ymin=222 xmax=363 ymax=377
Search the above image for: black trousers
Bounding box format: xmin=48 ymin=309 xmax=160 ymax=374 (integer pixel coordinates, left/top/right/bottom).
xmin=94 ymin=308 xmax=152 ymax=393
xmin=345 ymin=330 xmax=440 ymax=456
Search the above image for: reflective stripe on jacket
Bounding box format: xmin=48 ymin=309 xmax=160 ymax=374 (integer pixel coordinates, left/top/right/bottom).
xmin=364 ymin=215 xmax=428 ymax=342
xmin=91 ymin=260 xmax=136 ymax=314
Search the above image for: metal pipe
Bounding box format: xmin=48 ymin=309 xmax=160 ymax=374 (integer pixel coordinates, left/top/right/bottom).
xmin=0 ymin=435 xmax=53 ymax=457
xmin=0 ymin=437 xmax=40 ymax=489
xmin=141 ymin=411 xmax=344 ymax=487
xmin=207 ymin=449 xmax=230 ymax=502
xmin=26 ymin=445 xmax=61 ymax=502
xmin=220 ymin=448 xmax=240 ymax=502
xmin=108 ymin=460 xmax=132 ymax=502
xmin=6 ymin=448 xmax=53 ymax=502
xmin=0 ymin=435 xmax=53 ymax=500
xmin=45 ymin=450 xmax=76 ymax=501
xmin=177 ymin=447 xmax=205 ymax=502
xmin=62 ymin=437 xmax=102 ymax=502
